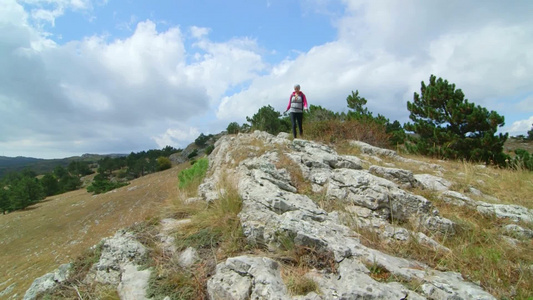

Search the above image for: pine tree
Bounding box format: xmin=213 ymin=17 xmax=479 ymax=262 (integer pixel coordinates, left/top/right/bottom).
xmin=0 ymin=187 xmax=9 ymax=214
xmin=405 ymin=75 xmax=508 ymax=165
xmin=195 ymin=133 xmax=210 ymax=147
xmin=346 ymin=90 xmax=370 ymax=118
xmin=9 ymin=176 xmax=45 ymax=210
xmin=306 ymin=105 xmax=337 ymax=122
xmin=41 ymin=173 xmax=60 ymax=196
xmin=246 ymin=105 xmax=290 ymax=135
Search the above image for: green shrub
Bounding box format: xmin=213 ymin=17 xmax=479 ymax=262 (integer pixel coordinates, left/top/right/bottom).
xmin=178 ymin=158 xmax=208 ymax=189
xmin=195 ymin=133 xmax=212 ymax=147
xmin=116 ymin=169 xmax=128 ymax=179
xmin=226 ymin=122 xmax=241 ymax=134
xmin=156 ymin=156 xmax=172 ymax=171
xmin=187 ymin=149 xmax=198 ymax=159
xmin=205 ymin=145 xmax=215 ymax=155
xmin=509 ymin=149 xmax=533 ymax=171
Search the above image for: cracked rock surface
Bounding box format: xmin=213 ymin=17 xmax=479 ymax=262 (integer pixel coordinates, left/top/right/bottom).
xmin=25 ymin=131 xmax=531 ymax=300
xmin=204 ymin=131 xmax=513 ymax=299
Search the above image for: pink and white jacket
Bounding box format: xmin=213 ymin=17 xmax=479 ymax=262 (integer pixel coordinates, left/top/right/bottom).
xmin=286 ymin=91 xmax=308 ymax=113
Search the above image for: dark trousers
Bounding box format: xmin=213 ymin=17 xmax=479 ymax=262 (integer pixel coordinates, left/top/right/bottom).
xmin=290 ymin=112 xmax=303 ymax=138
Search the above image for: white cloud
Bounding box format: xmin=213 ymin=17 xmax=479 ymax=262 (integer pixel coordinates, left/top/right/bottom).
xmin=18 ymin=0 xmax=94 ymax=27
xmin=186 ymin=35 xmax=266 ymax=100
xmin=33 ymin=19 xmax=206 ymax=127
xmin=0 ymin=2 xmax=270 ymax=158
xmin=217 ymin=0 xmax=533 ymax=133
xmin=190 ymin=26 xmax=210 ymax=39
xmin=506 ymin=116 xmax=533 ymax=137
xmin=2 ymin=0 xmax=533 ymax=158
xmin=152 ymin=127 xmax=200 ymax=149
xmin=427 ymin=25 xmax=533 ymax=103
xmin=0 ymin=0 xmax=27 ymax=24
xmin=70 ymin=0 xmax=91 ymax=10
xmin=216 ymin=40 xmax=421 ymax=124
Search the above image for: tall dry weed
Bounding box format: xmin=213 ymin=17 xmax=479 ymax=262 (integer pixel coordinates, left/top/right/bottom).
xmin=275 ymin=153 xmax=312 ymax=194
xmin=333 ymin=141 xmax=532 ymax=299
xmin=400 ymin=188 xmax=531 ymax=299
xmin=305 ymin=119 xmax=391 ymax=149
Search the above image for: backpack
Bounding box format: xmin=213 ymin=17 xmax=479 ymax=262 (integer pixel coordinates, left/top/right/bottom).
xmin=290 ymin=92 xmax=304 ymax=110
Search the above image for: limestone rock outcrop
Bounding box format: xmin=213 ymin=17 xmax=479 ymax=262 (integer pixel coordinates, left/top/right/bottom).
xmin=203 ymin=131 xmax=510 ymax=299
xmin=25 ymin=131 xmax=532 ymax=299
xmin=23 ymin=263 xmax=71 ymax=300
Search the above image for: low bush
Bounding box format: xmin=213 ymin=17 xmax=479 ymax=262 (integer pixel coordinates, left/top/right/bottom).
xmin=305 ymin=119 xmax=391 ymax=148
xmin=205 ymin=145 xmax=215 ymax=155
xmin=508 ymin=149 xmax=533 ymax=171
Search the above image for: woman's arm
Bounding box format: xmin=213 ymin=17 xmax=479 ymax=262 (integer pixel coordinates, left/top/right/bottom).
xmin=301 ymin=92 xmax=308 ymax=110
xmin=286 ymin=92 xmax=295 ymax=111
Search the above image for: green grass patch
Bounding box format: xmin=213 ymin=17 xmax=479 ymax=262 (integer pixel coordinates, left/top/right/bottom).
xmin=178 ymin=158 xmax=208 ymax=189
xmin=175 ymin=228 xmax=222 ymax=250
xmin=181 ymin=179 xmax=248 ymax=257
xmin=366 ymin=261 xmax=392 ymax=282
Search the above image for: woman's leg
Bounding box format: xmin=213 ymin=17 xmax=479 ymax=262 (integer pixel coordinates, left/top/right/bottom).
xmin=290 ymin=112 xmax=297 ymax=138
xmin=296 ymin=112 xmax=303 ymax=136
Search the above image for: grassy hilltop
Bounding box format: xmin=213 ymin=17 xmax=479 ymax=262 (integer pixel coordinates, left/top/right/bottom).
xmin=1 ymin=135 xmax=532 ymax=299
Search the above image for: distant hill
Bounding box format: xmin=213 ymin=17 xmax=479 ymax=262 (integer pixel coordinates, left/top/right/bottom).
xmin=2 ymin=136 xmax=529 ymax=179
xmin=0 ymin=154 xmax=126 ymax=179
xmin=0 ymin=156 xmax=44 ymax=168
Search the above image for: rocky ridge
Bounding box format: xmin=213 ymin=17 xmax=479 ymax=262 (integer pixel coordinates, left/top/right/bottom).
xmin=24 ymin=131 xmax=532 ymax=299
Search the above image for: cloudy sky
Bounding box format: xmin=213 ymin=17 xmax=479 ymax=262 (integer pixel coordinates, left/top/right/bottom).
xmin=1 ymin=0 xmax=532 ymax=159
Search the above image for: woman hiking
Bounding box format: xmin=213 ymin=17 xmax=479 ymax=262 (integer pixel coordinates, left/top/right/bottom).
xmin=284 ymin=84 xmax=308 ymax=138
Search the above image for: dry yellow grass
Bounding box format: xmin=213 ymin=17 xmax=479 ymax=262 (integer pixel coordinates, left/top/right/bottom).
xmin=281 ymin=265 xmax=319 ymax=296
xmin=0 ymin=166 xmax=184 ymax=299
xmin=336 ymin=145 xmax=533 ymax=299
xmin=360 ymin=149 xmax=533 ymax=209
xmin=140 ymin=170 xmax=249 ymax=299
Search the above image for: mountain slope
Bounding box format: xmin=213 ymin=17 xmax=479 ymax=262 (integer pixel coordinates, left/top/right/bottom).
xmin=0 ymin=165 xmax=183 ymax=299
